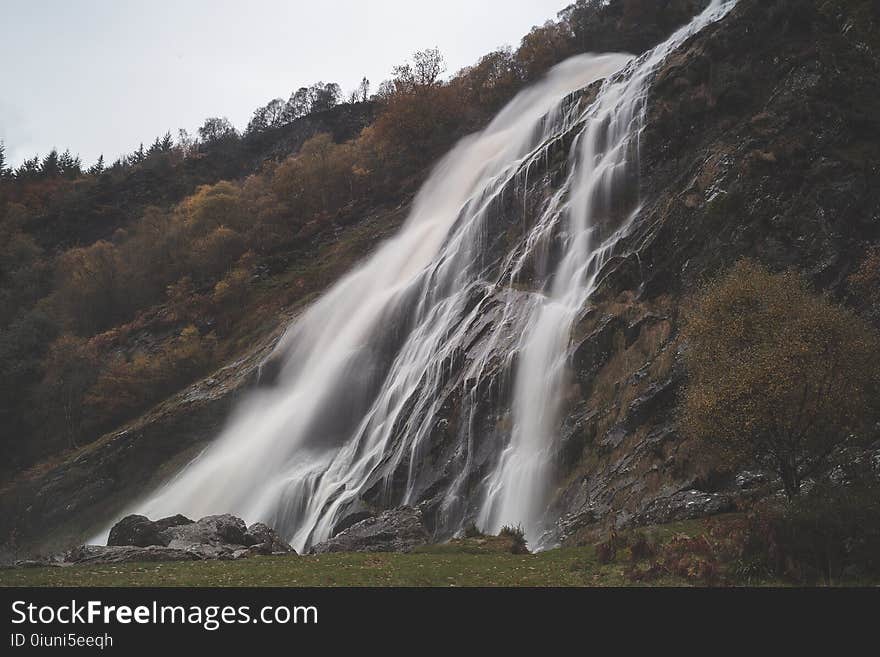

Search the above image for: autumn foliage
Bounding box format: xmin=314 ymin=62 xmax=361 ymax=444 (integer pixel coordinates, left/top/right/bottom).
xmin=680 ymin=259 xmax=880 ymax=497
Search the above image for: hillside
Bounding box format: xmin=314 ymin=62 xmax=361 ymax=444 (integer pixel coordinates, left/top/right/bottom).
xmin=2 ymin=0 xmax=879 ymax=585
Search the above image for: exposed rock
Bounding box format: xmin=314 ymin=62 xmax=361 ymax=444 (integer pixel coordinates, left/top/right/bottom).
xmin=107 ymin=514 xmax=193 ymax=547
xmin=244 ymin=522 xmax=296 ymax=555
xmin=159 ymin=514 xmax=248 ymax=549
xmin=330 ymin=507 xmax=376 ymax=537
xmin=636 ymin=489 xmax=736 ymax=525
xmin=89 ymin=514 xmax=295 ymax=562
xmin=65 ymin=544 xmax=205 ymax=564
xmin=310 ymin=506 xmax=429 ymax=554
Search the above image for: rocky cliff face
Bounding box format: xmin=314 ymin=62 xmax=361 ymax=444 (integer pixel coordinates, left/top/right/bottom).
xmin=550 ymin=0 xmax=880 ymax=543
xmin=3 ymin=0 xmax=879 ymax=557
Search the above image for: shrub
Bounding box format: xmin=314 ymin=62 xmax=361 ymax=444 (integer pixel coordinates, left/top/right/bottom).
xmin=462 ymin=522 xmax=483 ymax=539
xmin=628 ymin=532 xmax=657 ymax=562
xmin=742 ymin=468 xmax=880 ymax=584
xmin=499 ymin=524 xmax=529 ymax=554
xmin=681 ymin=259 xmax=880 ymax=498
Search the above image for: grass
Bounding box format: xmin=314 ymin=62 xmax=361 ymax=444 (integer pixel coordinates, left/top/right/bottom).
xmin=0 ymin=516 xmax=802 ymax=588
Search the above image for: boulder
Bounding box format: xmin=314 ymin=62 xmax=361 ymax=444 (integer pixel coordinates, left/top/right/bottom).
xmin=94 ymin=513 xmax=294 ymax=562
xmin=244 ymin=522 xmax=296 ymax=555
xmin=310 ymin=506 xmax=429 ymax=554
xmin=159 ymin=514 xmax=248 ymax=549
xmin=107 ymin=514 xmax=194 ymax=547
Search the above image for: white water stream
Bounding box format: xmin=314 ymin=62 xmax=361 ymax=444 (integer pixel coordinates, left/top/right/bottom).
xmin=106 ymin=1 xmax=735 ymax=551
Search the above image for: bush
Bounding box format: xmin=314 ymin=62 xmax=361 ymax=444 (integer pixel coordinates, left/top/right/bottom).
xmin=743 ymin=469 xmax=880 ymax=584
xmin=595 ymin=529 xmax=627 ymax=564
xmin=681 ymin=259 xmax=880 ymax=498
xmin=628 ymin=532 xmax=657 ymax=562
xmin=499 ymin=524 xmax=529 ymax=554
xmin=462 ymin=522 xmax=483 ymax=539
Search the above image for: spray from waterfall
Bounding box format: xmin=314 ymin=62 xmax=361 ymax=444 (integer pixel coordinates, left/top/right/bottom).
xmin=107 ymin=1 xmax=736 ymax=552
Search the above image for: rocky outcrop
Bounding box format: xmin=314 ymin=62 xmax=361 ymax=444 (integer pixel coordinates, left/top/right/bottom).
xmin=160 ymin=514 xmax=250 ymax=549
xmin=310 ymin=507 xmax=429 ymax=554
xmin=107 ymin=514 xmax=193 ymax=547
xmin=56 ymin=513 xmax=296 ymax=564
xmin=65 ymin=544 xmax=205 ymax=565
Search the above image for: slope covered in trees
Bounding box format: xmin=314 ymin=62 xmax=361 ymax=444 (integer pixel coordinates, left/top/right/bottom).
xmin=0 ymin=0 xmax=714 ymax=481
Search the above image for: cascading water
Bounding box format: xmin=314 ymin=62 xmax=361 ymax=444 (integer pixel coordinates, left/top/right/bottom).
xmin=113 ymin=1 xmax=736 ymax=552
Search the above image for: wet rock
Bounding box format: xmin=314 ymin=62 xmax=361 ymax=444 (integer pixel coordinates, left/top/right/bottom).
xmin=330 ymin=511 xmax=375 ymax=538
xmin=624 ymin=378 xmax=677 ymax=429
xmin=573 ymin=315 xmax=626 ymax=378
xmin=636 ymin=489 xmax=736 ymax=525
xmin=244 ymin=522 xmax=296 ymax=555
xmin=310 ymin=506 xmax=429 ymax=554
xmin=107 ymin=514 xmax=193 ymax=547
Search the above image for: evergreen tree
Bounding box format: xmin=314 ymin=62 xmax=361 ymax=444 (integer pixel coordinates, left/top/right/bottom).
xmin=16 ymin=155 xmax=41 ymax=179
xmin=148 ymin=137 xmax=163 ymax=156
xmin=58 ymin=149 xmax=81 ymax=178
xmin=160 ymin=131 xmax=174 ymax=151
xmin=41 ymin=149 xmax=61 ymax=177
xmin=0 ymin=141 xmax=9 ymax=179
xmin=87 ymin=154 xmax=105 ymax=176
xmin=133 ymin=143 xmax=146 ymax=163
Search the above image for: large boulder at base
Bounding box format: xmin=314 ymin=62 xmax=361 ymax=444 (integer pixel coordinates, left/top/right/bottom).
xmin=159 ymin=514 xmax=248 ymax=549
xmin=107 ymin=514 xmax=194 ymax=547
xmin=244 ymin=522 xmax=295 ymax=555
xmin=310 ymin=506 xmax=430 ymax=554
xmin=93 ymin=513 xmax=295 ymax=561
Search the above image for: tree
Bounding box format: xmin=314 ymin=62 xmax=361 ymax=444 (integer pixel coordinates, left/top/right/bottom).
xmin=16 ymin=155 xmax=41 ymax=180
xmin=41 ymin=149 xmax=61 ymax=177
xmin=412 ymin=48 xmax=445 ymax=87
xmin=516 ymin=21 xmax=571 ymax=81
xmin=358 ymin=77 xmax=370 ymax=102
xmin=0 ymin=141 xmax=8 ymax=179
xmin=58 ymin=149 xmax=81 ymax=177
xmin=247 ymin=98 xmax=288 ymax=134
xmin=392 ymin=48 xmax=446 ymax=94
xmin=40 ymin=334 xmax=98 ymax=449
xmin=680 ymin=260 xmax=880 ymax=498
xmin=177 ymin=128 xmax=196 ymax=156
xmin=848 ymin=245 xmax=880 ymax=323
xmin=53 ymin=240 xmax=121 ymax=334
xmin=284 ymin=87 xmax=311 ymax=121
xmin=309 ymin=82 xmax=341 ymax=112
xmin=198 ymin=116 xmax=237 ymax=144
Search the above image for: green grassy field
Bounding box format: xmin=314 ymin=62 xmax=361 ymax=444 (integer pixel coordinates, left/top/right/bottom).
xmin=0 ymin=516 xmax=847 ymax=587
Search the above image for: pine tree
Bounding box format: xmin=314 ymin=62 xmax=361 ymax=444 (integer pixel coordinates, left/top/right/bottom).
xmin=88 ymin=154 xmax=105 ymax=176
xmin=0 ymin=141 xmax=8 ymax=179
xmin=148 ymin=137 xmax=163 ymax=156
xmin=58 ymin=149 xmax=81 ymax=178
xmin=41 ymin=149 xmax=60 ymax=177
xmin=16 ymin=155 xmax=41 ymax=180
xmin=160 ymin=131 xmax=174 ymax=151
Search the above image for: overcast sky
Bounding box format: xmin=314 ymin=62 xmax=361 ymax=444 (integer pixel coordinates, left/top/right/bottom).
xmin=1 ymin=0 xmax=568 ymax=168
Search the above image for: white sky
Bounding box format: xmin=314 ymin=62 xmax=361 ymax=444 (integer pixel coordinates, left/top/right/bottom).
xmin=1 ymin=0 xmax=567 ymax=168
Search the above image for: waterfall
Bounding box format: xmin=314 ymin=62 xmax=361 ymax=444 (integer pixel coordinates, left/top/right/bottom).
xmin=116 ymin=1 xmax=736 ymax=552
